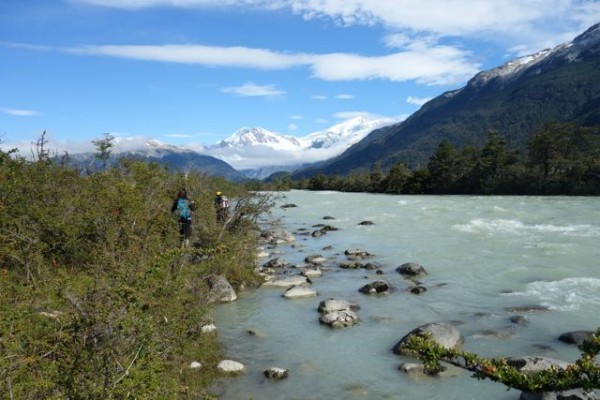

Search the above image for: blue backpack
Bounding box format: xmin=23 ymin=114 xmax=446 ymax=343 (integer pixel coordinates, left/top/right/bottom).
xmin=177 ymin=198 xmax=191 ymax=220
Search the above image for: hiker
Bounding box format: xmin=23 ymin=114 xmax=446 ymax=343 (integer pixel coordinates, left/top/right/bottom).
xmin=214 ymin=191 xmax=230 ymax=225
xmin=171 ymin=188 xmax=196 ymax=246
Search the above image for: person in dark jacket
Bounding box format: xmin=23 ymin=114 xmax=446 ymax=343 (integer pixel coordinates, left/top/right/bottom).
xmin=171 ymin=188 xmax=196 ymax=246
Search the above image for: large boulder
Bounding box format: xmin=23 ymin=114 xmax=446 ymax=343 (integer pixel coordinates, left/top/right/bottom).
xmin=205 ymin=275 xmax=237 ymax=303
xmin=558 ymin=331 xmax=595 ymax=345
xmin=393 ymin=322 xmax=463 ymax=355
xmin=396 ymin=262 xmax=428 ymax=277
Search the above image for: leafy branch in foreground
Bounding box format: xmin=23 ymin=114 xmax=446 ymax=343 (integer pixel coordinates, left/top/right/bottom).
xmin=401 ymin=328 xmax=600 ymax=392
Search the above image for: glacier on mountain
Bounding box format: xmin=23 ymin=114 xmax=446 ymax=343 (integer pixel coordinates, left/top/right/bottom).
xmin=202 ymin=116 xmax=398 ymax=171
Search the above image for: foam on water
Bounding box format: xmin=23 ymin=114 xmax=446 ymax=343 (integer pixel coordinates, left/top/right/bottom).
xmin=453 ymin=218 xmax=599 ymax=237
xmin=518 ymin=277 xmax=600 ymax=311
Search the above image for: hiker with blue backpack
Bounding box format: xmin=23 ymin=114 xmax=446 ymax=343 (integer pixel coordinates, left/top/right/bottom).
xmin=171 ymin=188 xmax=196 ymax=247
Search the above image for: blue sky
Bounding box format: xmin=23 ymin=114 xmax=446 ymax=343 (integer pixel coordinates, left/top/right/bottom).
xmin=1 ymin=0 xmax=599 ymax=155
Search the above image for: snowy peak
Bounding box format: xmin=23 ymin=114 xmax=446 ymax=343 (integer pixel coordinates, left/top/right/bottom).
xmin=302 ymin=116 xmax=393 ymax=150
xmin=469 ymin=48 xmax=554 ymax=88
xmin=217 ymin=127 xmax=302 ymax=150
xmin=469 ymin=22 xmax=600 ymax=89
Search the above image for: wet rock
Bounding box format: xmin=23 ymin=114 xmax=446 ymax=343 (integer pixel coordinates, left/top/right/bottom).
xmin=256 ymin=249 xmax=269 ymax=258
xmin=264 ymin=367 xmax=289 ymax=380
xmin=317 ymin=298 xmax=360 ymax=313
xmin=305 ymin=254 xmax=327 ymax=264
xmin=398 ymin=362 xmax=425 ymax=375
xmin=409 ymin=286 xmax=427 ymax=295
xmin=510 ymin=315 xmax=529 ymax=326
xmin=340 ymin=261 xmax=364 ymax=269
xmin=217 ymin=360 xmax=245 ymax=374
xmin=260 ymin=227 xmax=295 ymax=243
xmin=359 ymin=280 xmax=393 ymax=295
xmin=205 ymin=275 xmax=237 ymax=303
xmin=519 ymin=390 xmax=598 ymax=400
xmin=261 ymin=276 xmax=309 ymax=288
xmin=280 ymin=203 xmax=297 ymax=209
xmin=505 ymin=305 xmax=551 ymax=313
xmin=344 ymin=249 xmax=374 ymax=258
xmin=358 ymin=220 xmax=375 ymax=226
xmin=322 ymin=245 xmax=334 ymax=251
xmin=376 ymin=269 xmax=384 ymax=275
xmin=263 ymin=257 xmax=288 ymax=269
xmin=363 ymin=262 xmax=379 ymax=270
xmin=396 ymin=262 xmax=428 ymax=277
xmin=282 ymin=285 xmax=318 ymax=299
xmin=323 ymin=216 xmax=336 ymax=220
xmin=311 ymin=230 xmax=324 ymax=238
xmin=558 ymin=331 xmax=595 ymax=345
xmin=393 ymin=322 xmax=464 ymax=355
xmin=319 ymin=309 xmax=360 ymax=328
xmin=506 ymin=356 xmax=571 ymax=374
xmin=300 ymin=267 xmax=323 ymax=278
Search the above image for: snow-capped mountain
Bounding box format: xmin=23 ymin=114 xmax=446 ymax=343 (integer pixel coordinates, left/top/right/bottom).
xmin=469 ymin=22 xmax=600 ymax=88
xmin=216 ymin=127 xmax=302 ymax=150
xmin=202 ymin=116 xmax=397 ymax=173
xmin=302 ymin=116 xmax=392 ymax=150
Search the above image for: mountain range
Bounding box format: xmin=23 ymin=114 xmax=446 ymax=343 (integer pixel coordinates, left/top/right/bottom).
xmin=67 ymin=23 xmax=600 ymax=182
xmin=294 ymin=22 xmax=600 ymax=177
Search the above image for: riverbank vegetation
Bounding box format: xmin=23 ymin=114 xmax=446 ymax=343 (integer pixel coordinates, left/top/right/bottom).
xmin=0 ymin=145 xmax=269 ymax=398
xmin=288 ymin=122 xmax=600 ymax=195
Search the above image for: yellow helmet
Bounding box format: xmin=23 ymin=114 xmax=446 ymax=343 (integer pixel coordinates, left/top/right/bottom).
xmin=216 ymin=191 xmax=222 ymax=195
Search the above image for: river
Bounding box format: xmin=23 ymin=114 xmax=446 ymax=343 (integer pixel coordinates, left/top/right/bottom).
xmin=211 ymin=191 xmax=600 ymax=400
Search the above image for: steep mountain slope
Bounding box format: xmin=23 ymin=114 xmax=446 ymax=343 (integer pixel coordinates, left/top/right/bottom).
xmin=296 ymin=23 xmax=600 ymax=177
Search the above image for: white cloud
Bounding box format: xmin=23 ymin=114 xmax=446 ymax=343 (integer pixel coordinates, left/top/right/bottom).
xmin=406 ymin=96 xmax=433 ymax=106
xmin=316 ymin=118 xmax=329 ymax=124
xmin=1 ymin=107 xmax=39 ymax=116
xmin=221 ymin=82 xmax=286 ymax=97
xmin=65 ymin=42 xmax=479 ymax=85
xmin=72 ymin=1 xmax=600 ymax=56
xmin=288 ymin=123 xmax=298 ymax=131
xmin=335 ymin=94 xmax=354 ymax=100
xmin=164 ymin=133 xmax=195 ymax=138
xmin=312 ymin=95 xmax=327 ymax=100
xmin=70 ymin=44 xmax=312 ymax=69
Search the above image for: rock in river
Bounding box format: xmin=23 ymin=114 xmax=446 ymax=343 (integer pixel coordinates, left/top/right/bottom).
xmin=393 ymin=322 xmax=463 ymax=355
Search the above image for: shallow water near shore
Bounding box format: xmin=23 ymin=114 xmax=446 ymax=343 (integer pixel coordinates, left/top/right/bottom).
xmin=211 ymin=191 xmax=600 ymax=399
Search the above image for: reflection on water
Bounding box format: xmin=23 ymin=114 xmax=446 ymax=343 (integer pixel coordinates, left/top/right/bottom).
xmin=212 ymin=192 xmax=600 ymax=399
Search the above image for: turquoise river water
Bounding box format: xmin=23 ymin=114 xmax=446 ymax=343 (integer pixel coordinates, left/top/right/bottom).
xmin=211 ymin=191 xmax=600 ymax=400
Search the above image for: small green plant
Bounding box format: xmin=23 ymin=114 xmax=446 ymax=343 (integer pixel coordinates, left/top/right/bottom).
xmin=401 ymin=328 xmax=600 ymax=393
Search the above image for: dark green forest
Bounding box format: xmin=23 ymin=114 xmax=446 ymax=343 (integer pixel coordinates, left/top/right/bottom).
xmin=287 ymin=122 xmax=600 ymax=195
